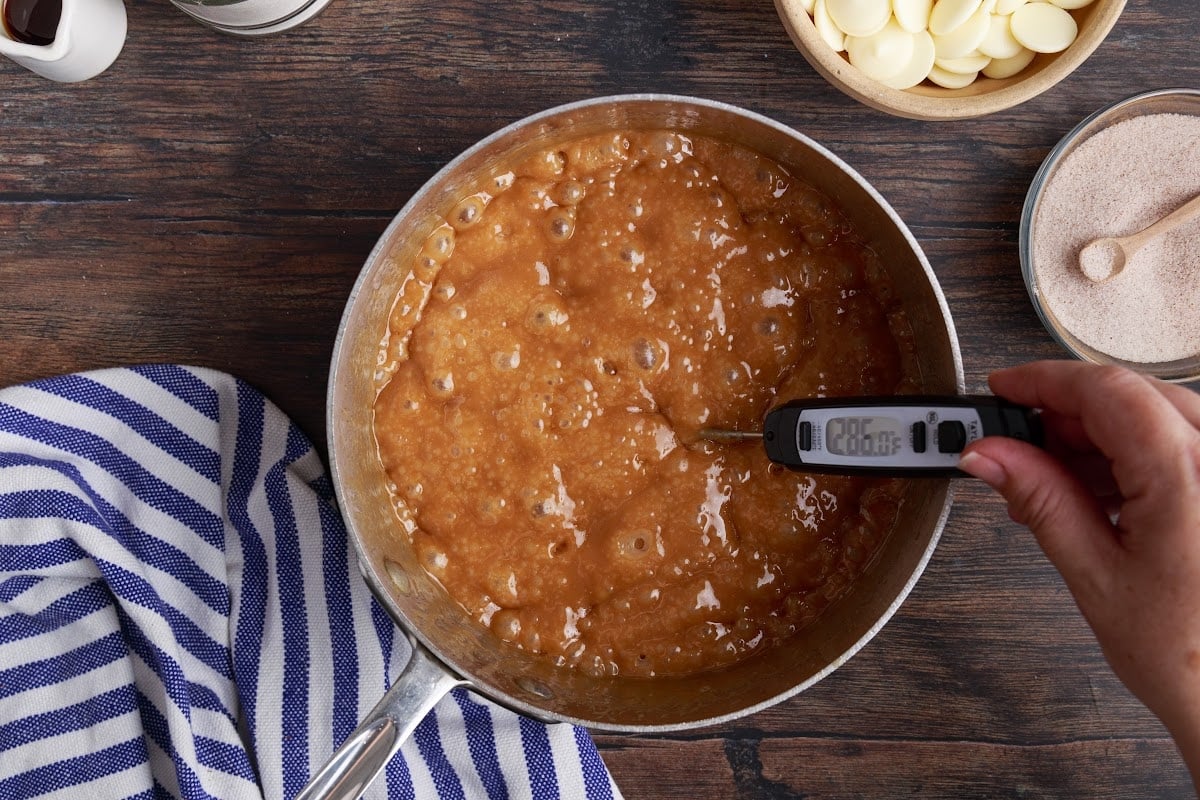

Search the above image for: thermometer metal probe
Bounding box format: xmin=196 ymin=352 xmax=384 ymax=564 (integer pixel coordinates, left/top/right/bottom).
xmin=701 ymin=395 xmax=1043 ymax=478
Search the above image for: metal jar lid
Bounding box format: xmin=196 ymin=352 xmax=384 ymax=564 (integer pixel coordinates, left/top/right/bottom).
xmin=169 ymin=0 xmax=333 ymax=36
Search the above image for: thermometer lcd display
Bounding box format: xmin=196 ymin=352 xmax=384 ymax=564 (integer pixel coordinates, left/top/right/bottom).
xmin=825 ymin=416 xmax=904 ymax=457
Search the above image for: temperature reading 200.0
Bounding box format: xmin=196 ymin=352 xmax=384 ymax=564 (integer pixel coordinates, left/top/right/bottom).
xmin=825 ymin=416 xmax=904 ymax=457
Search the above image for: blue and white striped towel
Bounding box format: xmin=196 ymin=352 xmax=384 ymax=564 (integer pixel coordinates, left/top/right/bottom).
xmin=0 ymin=365 xmax=622 ymax=800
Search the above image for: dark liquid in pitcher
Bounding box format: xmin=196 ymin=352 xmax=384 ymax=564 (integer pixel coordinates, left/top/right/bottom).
xmin=3 ymin=0 xmax=61 ymax=46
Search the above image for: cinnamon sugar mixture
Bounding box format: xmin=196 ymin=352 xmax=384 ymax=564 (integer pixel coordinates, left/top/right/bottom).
xmin=1032 ymin=113 xmax=1200 ymax=364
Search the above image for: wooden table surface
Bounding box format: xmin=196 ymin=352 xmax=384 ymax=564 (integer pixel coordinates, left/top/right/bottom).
xmin=2 ymin=1 xmax=1198 ymax=797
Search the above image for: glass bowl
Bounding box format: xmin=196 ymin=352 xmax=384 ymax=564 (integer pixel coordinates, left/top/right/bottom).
xmin=1019 ymin=88 xmax=1200 ymax=382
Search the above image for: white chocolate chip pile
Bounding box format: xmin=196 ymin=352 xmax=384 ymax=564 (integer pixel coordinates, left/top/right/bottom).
xmin=803 ymin=0 xmax=1097 ymax=90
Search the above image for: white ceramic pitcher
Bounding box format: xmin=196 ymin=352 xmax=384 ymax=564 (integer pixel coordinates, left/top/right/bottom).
xmin=0 ymin=0 xmax=126 ymax=82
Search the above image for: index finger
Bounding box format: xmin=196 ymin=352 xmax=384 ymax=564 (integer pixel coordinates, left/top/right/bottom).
xmin=988 ymin=361 xmax=1200 ymax=499
xmin=990 ymin=360 xmax=1200 ymax=428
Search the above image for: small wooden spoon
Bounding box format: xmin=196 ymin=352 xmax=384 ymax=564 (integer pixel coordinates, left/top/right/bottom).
xmin=1079 ymin=192 xmax=1200 ymax=282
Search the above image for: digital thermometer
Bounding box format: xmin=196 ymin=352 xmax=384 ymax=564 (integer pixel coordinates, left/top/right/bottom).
xmin=703 ymin=396 xmax=1043 ymax=477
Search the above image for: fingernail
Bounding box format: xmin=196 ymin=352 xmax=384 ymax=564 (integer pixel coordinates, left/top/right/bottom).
xmin=958 ymin=451 xmax=1007 ymax=489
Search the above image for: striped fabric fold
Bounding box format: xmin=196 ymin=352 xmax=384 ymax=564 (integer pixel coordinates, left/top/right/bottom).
xmin=0 ymin=366 xmax=622 ymax=800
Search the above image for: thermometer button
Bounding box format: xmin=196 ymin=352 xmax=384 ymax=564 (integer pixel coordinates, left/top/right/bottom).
xmin=937 ymin=420 xmax=968 ymax=453
xmin=911 ymin=421 xmax=927 ymax=453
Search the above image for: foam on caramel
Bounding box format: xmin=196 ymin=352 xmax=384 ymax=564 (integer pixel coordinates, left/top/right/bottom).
xmin=373 ymin=130 xmax=920 ymax=678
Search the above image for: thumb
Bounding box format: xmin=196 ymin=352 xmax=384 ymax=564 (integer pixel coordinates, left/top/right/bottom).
xmin=959 ymin=437 xmax=1118 ymax=596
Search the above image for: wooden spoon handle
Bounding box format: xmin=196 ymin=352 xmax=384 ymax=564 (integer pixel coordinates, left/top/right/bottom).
xmin=1122 ymin=192 xmax=1200 ymax=254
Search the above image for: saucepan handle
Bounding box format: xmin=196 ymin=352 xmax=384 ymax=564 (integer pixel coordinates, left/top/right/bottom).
xmin=294 ymin=637 xmax=466 ymax=800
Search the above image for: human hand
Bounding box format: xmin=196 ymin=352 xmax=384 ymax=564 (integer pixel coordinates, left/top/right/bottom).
xmin=958 ymin=361 xmax=1200 ymax=779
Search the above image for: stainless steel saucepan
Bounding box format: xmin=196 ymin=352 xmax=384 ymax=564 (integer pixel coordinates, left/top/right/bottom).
xmin=311 ymin=94 xmax=964 ymax=800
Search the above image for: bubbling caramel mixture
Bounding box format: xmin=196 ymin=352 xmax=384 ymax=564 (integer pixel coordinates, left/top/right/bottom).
xmin=374 ymin=130 xmax=920 ymax=678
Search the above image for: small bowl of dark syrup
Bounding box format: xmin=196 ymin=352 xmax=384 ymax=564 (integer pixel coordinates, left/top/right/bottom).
xmin=3 ymin=0 xmax=62 ymax=45
xmin=0 ymin=0 xmax=125 ymax=82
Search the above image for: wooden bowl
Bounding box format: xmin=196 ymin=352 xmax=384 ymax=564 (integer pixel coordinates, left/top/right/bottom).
xmin=774 ymin=0 xmax=1127 ymax=120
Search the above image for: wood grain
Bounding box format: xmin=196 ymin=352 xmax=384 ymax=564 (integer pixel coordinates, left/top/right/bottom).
xmin=1 ymin=0 xmax=1198 ymax=796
